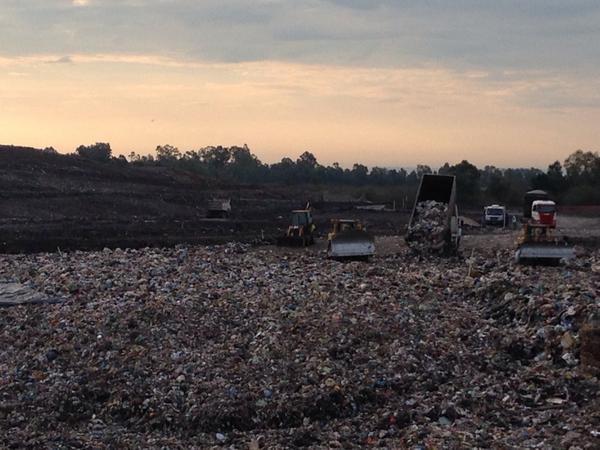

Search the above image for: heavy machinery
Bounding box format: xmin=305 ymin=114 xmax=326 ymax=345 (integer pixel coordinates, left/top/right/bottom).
xmin=406 ymin=174 xmax=462 ymax=255
xmin=515 ymin=190 xmax=574 ymax=264
xmin=484 ymin=204 xmax=507 ymax=226
xmin=207 ymin=199 xmax=231 ymax=219
xmin=327 ymin=219 xmax=375 ymax=260
xmin=277 ymin=209 xmax=315 ymax=247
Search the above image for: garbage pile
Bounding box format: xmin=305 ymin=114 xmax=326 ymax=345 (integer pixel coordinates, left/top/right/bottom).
xmin=407 ymin=200 xmax=449 ymax=253
xmin=472 ymin=254 xmax=600 ymax=371
xmin=0 ymin=243 xmax=599 ymax=448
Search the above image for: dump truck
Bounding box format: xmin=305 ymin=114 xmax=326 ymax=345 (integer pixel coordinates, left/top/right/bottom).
xmin=207 ymin=199 xmax=231 ymax=219
xmin=406 ymin=174 xmax=461 ymax=255
xmin=327 ymin=219 xmax=375 ymax=260
xmin=515 ymin=190 xmax=574 ymax=264
xmin=484 ymin=204 xmax=507 ymax=226
xmin=277 ymin=209 xmax=315 ymax=247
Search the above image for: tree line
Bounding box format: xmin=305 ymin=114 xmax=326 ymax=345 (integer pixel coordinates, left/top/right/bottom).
xmin=72 ymin=143 xmax=600 ymax=206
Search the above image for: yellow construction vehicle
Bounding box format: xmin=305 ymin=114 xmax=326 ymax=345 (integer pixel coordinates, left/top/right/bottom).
xmin=277 ymin=209 xmax=315 ymax=247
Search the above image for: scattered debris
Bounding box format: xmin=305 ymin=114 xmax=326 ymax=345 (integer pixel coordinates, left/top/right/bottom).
xmin=0 ymin=243 xmax=598 ymax=448
xmin=581 ymin=313 xmax=600 ymax=372
xmin=460 ymin=216 xmax=482 ymax=228
xmin=0 ymin=282 xmax=63 ymax=306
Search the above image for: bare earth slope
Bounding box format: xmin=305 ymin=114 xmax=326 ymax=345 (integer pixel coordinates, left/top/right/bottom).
xmin=0 ymin=146 xmax=295 ymax=252
xmin=0 ymin=146 xmax=408 ymax=253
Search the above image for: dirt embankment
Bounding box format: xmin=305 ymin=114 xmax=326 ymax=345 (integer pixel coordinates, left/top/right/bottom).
xmin=0 ymin=147 xmax=410 ymax=253
xmin=2 ymin=146 xmax=600 ymax=253
xmin=0 ymin=147 xmax=287 ymax=252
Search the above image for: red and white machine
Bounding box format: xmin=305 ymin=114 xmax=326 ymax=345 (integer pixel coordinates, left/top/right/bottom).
xmin=516 ymin=191 xmax=574 ymax=264
xmin=531 ymin=200 xmax=557 ymax=227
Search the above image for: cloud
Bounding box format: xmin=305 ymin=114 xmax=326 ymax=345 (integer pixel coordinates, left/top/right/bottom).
xmin=2 ymin=51 xmax=599 ymax=114
xmin=1 ymin=0 xmax=600 ymax=72
xmin=48 ymin=55 xmax=73 ymax=64
xmin=1 ymin=49 xmax=599 ymax=167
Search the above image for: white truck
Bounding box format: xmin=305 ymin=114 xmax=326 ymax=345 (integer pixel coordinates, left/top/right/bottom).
xmin=483 ymin=204 xmax=507 ymax=227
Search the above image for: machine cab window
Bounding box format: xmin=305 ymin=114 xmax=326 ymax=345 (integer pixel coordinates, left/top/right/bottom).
xmin=338 ymin=221 xmax=356 ymax=232
xmin=487 ymin=208 xmax=504 ymax=216
xmin=532 ymin=203 xmax=555 ymax=213
xmin=291 ymin=211 xmax=310 ymax=226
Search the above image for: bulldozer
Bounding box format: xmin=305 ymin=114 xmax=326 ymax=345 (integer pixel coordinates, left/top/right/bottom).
xmin=515 ymin=190 xmax=574 ymax=264
xmin=277 ymin=209 xmax=315 ymax=247
xmin=327 ymin=219 xmax=375 ymax=260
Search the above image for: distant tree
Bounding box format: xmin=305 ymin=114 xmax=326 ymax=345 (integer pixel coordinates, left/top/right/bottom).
xmin=316 ymin=162 xmax=344 ymax=184
xmin=445 ymin=160 xmax=480 ymax=204
xmin=78 ymin=142 xmax=600 ymax=206
xmin=76 ymin=142 xmax=112 ymax=161
xmin=480 ymin=165 xmax=502 ymax=183
xmin=230 ymin=145 xmax=253 ymax=165
xmin=351 ymin=163 xmax=369 ymax=184
xmin=532 ymin=160 xmax=567 ymax=195
xmin=370 ymin=167 xmax=389 ymax=185
xmin=438 ymin=162 xmax=451 ymax=175
xmin=388 ymin=168 xmax=407 ymax=185
xmin=155 ymin=144 xmax=181 ymax=162
xmin=199 ymin=146 xmax=231 ymax=172
xmin=297 ymin=151 xmax=318 ymax=169
xmin=128 ymin=151 xmax=155 ymax=164
xmin=487 ymin=173 xmax=511 ymax=202
xmin=227 ymin=145 xmax=265 ymax=182
xmin=564 ymin=150 xmax=600 ymax=182
xmin=548 ymin=160 xmax=563 ymax=177
xmin=559 ymin=150 xmax=600 ymax=204
xmin=549 ymin=161 xmax=568 ymax=191
xmin=406 ymin=170 xmax=418 ymax=185
xmin=416 ymin=164 xmax=432 ymax=178
xmin=294 ymin=151 xmax=319 ymax=182
xmin=270 ymin=157 xmax=297 ymax=184
xmin=182 ymin=150 xmax=201 ymax=161
xmin=42 ymin=146 xmax=58 ymax=154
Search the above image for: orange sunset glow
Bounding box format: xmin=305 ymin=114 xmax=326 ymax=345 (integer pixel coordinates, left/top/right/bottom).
xmin=2 ymin=1 xmax=599 ymax=167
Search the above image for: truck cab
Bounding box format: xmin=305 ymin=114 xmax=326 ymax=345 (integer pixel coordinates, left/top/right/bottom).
xmin=531 ymin=200 xmax=557 ymax=227
xmin=484 ymin=204 xmax=506 ymax=226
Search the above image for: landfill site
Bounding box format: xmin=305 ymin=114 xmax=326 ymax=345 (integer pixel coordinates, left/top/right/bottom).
xmin=1 ymin=151 xmax=600 ymax=448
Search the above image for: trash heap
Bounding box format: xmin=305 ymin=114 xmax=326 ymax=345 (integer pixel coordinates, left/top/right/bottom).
xmin=0 ymin=243 xmax=599 ymax=448
xmin=407 ymin=200 xmax=449 ymax=253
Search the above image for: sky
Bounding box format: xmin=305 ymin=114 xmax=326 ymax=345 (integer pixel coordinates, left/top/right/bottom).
xmin=1 ymin=0 xmax=599 ymax=168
